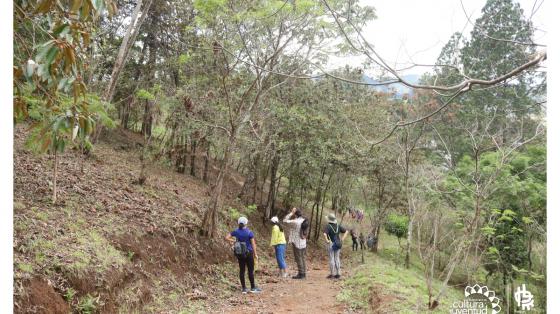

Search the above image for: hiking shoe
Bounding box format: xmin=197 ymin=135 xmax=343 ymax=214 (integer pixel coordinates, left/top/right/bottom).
xmin=292 ymin=274 xmax=304 ymax=279
xmin=250 ymin=287 xmax=262 ymax=293
xmin=242 ymin=288 xmax=249 ymax=294
xmin=327 ymin=274 xmax=334 ymax=279
xmin=334 ymin=275 xmax=341 ymax=279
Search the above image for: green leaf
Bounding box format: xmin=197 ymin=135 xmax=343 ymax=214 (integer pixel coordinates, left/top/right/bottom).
xmin=36 ymin=40 xmax=55 ymax=62
xmin=481 ymin=226 xmax=496 ymax=236
xmin=53 ymin=24 xmax=70 ymax=37
xmin=45 ymin=46 xmax=60 ymax=66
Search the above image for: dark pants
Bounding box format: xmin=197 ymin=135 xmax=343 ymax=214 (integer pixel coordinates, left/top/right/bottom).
xmin=359 ymin=240 xmax=365 ymax=250
xmin=237 ymin=252 xmax=255 ymax=289
xmin=352 ymin=238 xmax=358 ymax=251
xmin=292 ymin=243 xmax=306 ymax=275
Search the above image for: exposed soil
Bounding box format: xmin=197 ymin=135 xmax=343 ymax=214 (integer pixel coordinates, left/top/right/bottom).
xmin=368 ymin=284 xmax=397 ymax=313
xmin=218 ymin=259 xmax=347 ymax=314
xmin=15 ymin=278 xmax=70 ymax=314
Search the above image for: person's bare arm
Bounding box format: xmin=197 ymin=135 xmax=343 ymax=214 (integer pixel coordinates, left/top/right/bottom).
xmin=341 ymin=230 xmax=349 ymax=242
xmin=225 ymin=233 xmax=235 ymax=243
xmin=283 ymin=208 xmax=297 ymax=224
xmin=323 ymin=233 xmax=331 ymax=243
xmin=251 ymin=238 xmax=258 ymax=260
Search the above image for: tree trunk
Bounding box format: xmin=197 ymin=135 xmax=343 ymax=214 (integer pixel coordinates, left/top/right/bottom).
xmin=201 ymin=134 xmax=235 ymax=237
xmin=260 ymin=163 xmax=269 ymax=205
xmin=52 ymin=150 xmax=58 ymax=204
xmin=373 ymin=225 xmax=381 ymax=252
xmin=190 ymin=138 xmax=197 ymax=177
xmin=252 ymin=153 xmax=260 ymax=204
xmin=103 ymin=0 xmax=152 ymax=103
xmin=120 ymin=41 xmax=147 ymax=130
xmin=138 ymin=135 xmax=152 ymax=185
xmin=311 ymin=167 xmax=326 ymax=240
xmin=404 ymin=155 xmax=413 ymax=269
xmin=264 ymin=150 xmax=280 ymax=221
xmin=141 ymin=100 xmax=153 ymax=137
xmin=239 ymin=153 xmax=258 ymax=202
xmin=120 ymin=101 xmax=131 ymax=129
xmin=283 ymin=156 xmax=298 ymax=209
xmin=203 ymin=143 xmax=210 ymax=183
xmin=176 ymin=136 xmax=187 ymax=174
xmin=94 ymin=0 xmax=153 ymax=142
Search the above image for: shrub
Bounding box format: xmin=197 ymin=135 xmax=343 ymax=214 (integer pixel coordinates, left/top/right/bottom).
xmin=384 ymin=213 xmax=409 ymax=245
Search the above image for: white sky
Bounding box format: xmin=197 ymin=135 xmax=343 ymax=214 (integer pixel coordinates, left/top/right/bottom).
xmin=329 ymin=0 xmax=547 ymax=76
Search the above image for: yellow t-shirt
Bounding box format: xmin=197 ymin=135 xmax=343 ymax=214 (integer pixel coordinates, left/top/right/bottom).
xmin=270 ymin=225 xmax=287 ymax=246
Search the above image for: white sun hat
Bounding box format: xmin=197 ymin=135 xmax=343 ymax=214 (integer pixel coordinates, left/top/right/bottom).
xmin=270 ymin=216 xmax=279 ymax=223
xmin=238 ymin=216 xmax=248 ymax=225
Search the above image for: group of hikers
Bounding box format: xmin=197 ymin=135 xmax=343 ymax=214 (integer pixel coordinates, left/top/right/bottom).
xmin=225 ymin=207 xmax=356 ymax=294
xmin=347 ymin=207 xmax=365 ymax=222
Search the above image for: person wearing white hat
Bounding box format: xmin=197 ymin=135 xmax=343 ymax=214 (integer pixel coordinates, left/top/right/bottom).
xmin=226 ymin=216 xmax=262 ymax=293
xmin=269 ymin=216 xmax=288 ymax=278
xmin=323 ymin=213 xmax=349 ymax=279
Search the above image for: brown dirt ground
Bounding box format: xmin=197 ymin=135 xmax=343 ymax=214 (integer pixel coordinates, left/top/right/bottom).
xmin=214 ymin=247 xmax=361 ymax=314
xmin=13 ymin=124 xmax=243 ymax=312
xmin=15 ymin=278 xmax=70 ymax=314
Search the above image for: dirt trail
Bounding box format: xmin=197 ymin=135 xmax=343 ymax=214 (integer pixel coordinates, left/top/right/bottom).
xmin=220 ymin=261 xmax=347 ymax=314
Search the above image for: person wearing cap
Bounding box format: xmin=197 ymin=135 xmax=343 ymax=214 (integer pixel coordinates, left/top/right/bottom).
xmin=225 ymin=216 xmax=262 ymax=294
xmin=270 ymin=216 xmax=288 ymax=278
xmin=323 ymin=213 xmax=349 ymax=279
xmin=283 ymin=207 xmax=308 ymax=279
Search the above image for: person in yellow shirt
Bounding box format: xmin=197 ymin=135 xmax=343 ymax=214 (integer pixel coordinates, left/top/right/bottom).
xmin=270 ymin=216 xmax=288 ymax=278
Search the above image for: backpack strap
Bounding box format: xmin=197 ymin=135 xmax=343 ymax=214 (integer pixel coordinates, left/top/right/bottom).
xmin=328 ymin=223 xmax=339 ymax=240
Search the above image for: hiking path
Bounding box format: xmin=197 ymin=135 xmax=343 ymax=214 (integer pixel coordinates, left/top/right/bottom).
xmin=218 ymin=259 xmax=351 ymax=314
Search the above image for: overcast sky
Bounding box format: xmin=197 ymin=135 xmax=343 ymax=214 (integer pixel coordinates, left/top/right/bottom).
xmin=329 ymin=0 xmax=547 ymax=76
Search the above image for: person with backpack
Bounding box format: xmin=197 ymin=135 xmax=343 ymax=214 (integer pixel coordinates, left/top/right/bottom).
xmin=225 ymin=216 xmax=262 ymax=294
xmin=350 ymin=229 xmax=359 ymax=251
xmin=323 ymin=213 xmax=349 ymax=279
xmin=283 ymin=207 xmax=308 ymax=279
xmin=270 ymin=216 xmax=288 ymax=278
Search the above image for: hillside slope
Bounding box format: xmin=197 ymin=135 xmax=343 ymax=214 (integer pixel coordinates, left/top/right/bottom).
xmin=13 ymin=124 xmax=252 ymax=313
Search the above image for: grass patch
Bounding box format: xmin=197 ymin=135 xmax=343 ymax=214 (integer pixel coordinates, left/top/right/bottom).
xmin=339 ymin=231 xmax=466 ymax=313
xmin=17 ymin=263 xmax=33 ymax=273
xmin=339 ymin=251 xmax=465 ymax=313
xmin=77 ymin=294 xmax=104 ymax=314
xmin=69 ymin=230 xmax=128 ymax=275
xmin=20 ymin=225 xmax=128 ymax=279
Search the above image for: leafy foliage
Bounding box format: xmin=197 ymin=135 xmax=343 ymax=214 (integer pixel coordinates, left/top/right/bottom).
xmin=384 ymin=213 xmax=409 ymax=240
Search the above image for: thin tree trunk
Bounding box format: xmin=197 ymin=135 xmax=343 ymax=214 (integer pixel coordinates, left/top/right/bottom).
xmin=94 ymin=0 xmax=153 ymax=142
xmin=52 ymin=150 xmax=58 ymax=204
xmin=203 ymin=143 xmax=210 ymax=183
xmin=103 ymin=0 xmax=152 ymax=103
xmin=260 ymin=164 xmax=269 ymax=205
xmin=141 ymin=100 xmax=153 ymax=138
xmin=190 ymin=138 xmax=197 ymax=177
xmin=311 ymin=167 xmax=326 ymax=240
xmin=404 ymin=153 xmax=413 ymax=269
xmin=265 ymin=150 xmax=280 ymax=221
xmin=201 ymin=134 xmax=235 ymax=237
xmin=252 ymin=153 xmax=260 ymax=204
